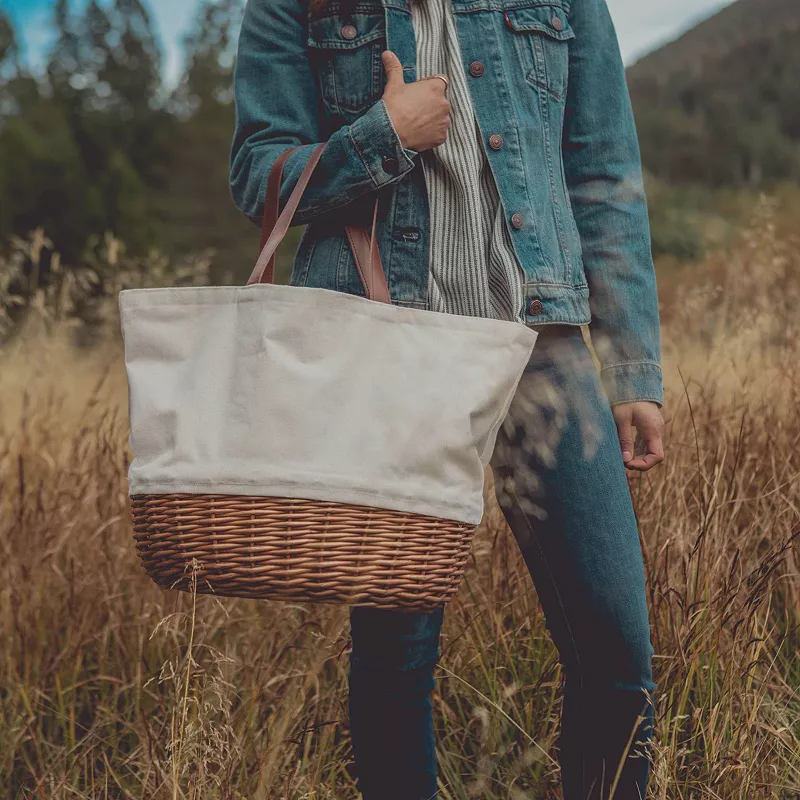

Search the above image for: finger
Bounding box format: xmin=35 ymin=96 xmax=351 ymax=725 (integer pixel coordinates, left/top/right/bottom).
xmin=614 ymin=408 xmax=635 ymax=465
xmin=420 ymin=74 xmax=449 ymax=93
xmin=381 ymin=50 xmax=405 ymax=88
xmin=626 ymin=452 xmax=663 ymax=472
xmin=627 ymin=419 xmax=664 ymax=472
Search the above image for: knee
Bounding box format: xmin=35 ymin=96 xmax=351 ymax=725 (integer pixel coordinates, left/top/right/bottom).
xmin=349 ymin=605 xmax=445 ymax=672
xmin=581 ymin=626 xmax=655 ymax=693
xmin=618 ymin=621 xmax=655 ymax=691
xmin=560 ymin=612 xmax=654 ymax=694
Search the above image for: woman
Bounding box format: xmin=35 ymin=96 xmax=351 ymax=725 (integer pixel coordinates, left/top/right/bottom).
xmin=230 ymin=0 xmax=665 ymax=797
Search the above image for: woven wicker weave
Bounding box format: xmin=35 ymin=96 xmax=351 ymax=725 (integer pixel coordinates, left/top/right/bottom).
xmin=132 ymin=494 xmax=474 ymax=610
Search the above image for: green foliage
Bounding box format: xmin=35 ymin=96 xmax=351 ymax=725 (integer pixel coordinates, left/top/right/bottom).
xmin=0 ymin=0 xmax=266 ymax=290
xmin=3 ymin=0 xmax=799 ymax=283
xmin=0 ymin=11 xmax=17 ymax=72
xmin=154 ymin=0 xmax=259 ymax=283
xmin=644 ymin=178 xmax=749 ymax=263
xmin=629 ymin=2 xmax=800 ymax=187
xmin=625 ymin=0 xmax=800 ymax=261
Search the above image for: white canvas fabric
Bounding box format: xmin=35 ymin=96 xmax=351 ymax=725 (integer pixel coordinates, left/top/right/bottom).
xmin=120 ymin=283 xmax=537 ymax=526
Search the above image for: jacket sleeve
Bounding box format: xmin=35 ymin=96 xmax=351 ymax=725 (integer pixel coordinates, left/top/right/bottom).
xmin=230 ymin=0 xmax=416 ymax=227
xmin=562 ymin=0 xmax=664 ymax=407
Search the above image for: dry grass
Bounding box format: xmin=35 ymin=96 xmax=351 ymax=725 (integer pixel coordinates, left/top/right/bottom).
xmin=1 ymin=197 xmax=798 ymax=799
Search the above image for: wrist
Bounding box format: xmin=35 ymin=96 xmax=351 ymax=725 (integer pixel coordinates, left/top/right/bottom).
xmin=349 ymin=99 xmax=417 ymax=186
xmin=601 ymin=362 xmax=664 ymax=408
xmin=382 ymin=98 xmax=408 ymax=149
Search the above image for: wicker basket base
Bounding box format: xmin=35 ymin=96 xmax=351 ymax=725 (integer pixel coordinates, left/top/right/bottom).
xmin=132 ymin=494 xmax=474 ymax=611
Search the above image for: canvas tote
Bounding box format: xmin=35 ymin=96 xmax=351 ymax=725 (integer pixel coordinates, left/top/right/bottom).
xmin=120 ymin=141 xmax=538 ymax=607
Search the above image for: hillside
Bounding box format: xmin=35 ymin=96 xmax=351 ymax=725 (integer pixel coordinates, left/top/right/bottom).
xmin=627 ymin=0 xmax=800 ymax=186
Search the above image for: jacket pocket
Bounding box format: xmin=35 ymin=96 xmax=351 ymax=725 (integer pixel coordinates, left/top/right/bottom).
xmin=307 ymin=12 xmax=386 ymax=120
xmin=504 ymin=3 xmax=575 ymax=100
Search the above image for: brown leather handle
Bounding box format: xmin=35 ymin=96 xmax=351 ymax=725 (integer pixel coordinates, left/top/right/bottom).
xmin=259 ymin=146 xmax=295 ymax=254
xmin=247 ymin=143 xmax=390 ymax=304
xmin=248 ymin=144 xmax=325 ymax=286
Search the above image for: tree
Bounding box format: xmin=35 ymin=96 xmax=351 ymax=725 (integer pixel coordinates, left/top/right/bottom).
xmin=39 ymin=0 xmax=174 ymax=256
xmin=0 ymin=9 xmax=17 ymax=73
xmin=155 ymin=0 xmax=259 ymax=281
xmin=1 ymin=0 xmax=286 ymax=280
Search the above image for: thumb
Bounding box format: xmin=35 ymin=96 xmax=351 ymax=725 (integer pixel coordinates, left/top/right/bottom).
xmin=613 ymin=406 xmax=635 ymax=464
xmin=381 ymin=50 xmax=404 ymax=89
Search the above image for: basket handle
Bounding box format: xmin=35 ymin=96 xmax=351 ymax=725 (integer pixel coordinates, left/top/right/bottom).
xmin=247 ymin=143 xmax=390 ymax=304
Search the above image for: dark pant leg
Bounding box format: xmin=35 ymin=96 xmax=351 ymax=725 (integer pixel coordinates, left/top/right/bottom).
xmin=348 ymin=604 xmax=444 ymax=800
xmin=491 ymin=326 xmax=656 ymax=800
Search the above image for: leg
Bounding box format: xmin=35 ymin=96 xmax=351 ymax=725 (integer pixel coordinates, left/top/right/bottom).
xmin=348 ymin=604 xmax=444 ymax=800
xmin=491 ymin=326 xmax=656 ymax=800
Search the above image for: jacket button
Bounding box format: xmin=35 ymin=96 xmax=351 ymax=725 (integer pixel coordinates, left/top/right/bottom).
xmin=469 ymin=61 xmax=485 ymax=77
xmin=510 ymin=213 xmax=524 ymax=230
xmin=341 ymin=23 xmax=358 ymax=39
xmin=551 ymin=16 xmax=564 ymax=31
xmin=488 ymin=134 xmax=504 ymax=150
xmin=529 ymin=299 xmax=544 ymax=315
xmin=382 ymin=155 xmax=399 ymax=175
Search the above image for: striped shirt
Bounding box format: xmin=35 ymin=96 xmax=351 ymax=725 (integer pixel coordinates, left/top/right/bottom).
xmin=410 ymin=0 xmax=526 ymax=322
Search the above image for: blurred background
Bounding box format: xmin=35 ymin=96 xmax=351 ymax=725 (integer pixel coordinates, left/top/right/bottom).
xmin=1 ymin=2 xmax=798 ymax=798
xmin=0 ymin=0 xmax=798 ymax=309
xmin=0 ymin=0 xmax=248 ymax=294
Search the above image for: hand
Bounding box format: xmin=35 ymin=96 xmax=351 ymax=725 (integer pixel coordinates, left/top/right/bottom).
xmin=612 ymin=402 xmax=665 ymax=472
xmin=381 ymin=50 xmax=451 ymax=152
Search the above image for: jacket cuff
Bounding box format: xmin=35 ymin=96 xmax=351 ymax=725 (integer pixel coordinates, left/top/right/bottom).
xmin=601 ymin=362 xmax=664 ymax=408
xmin=348 ymin=99 xmax=417 ymax=187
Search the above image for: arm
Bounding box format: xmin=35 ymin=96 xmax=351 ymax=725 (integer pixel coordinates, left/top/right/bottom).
xmin=562 ymin=0 xmax=664 ymax=409
xmin=230 ymin=0 xmax=415 ymax=226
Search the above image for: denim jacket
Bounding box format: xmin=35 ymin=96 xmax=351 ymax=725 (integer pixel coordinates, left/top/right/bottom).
xmin=230 ymin=0 xmax=664 ymax=406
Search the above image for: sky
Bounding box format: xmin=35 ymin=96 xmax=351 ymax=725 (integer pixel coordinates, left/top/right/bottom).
xmin=3 ymin=0 xmax=736 ymax=84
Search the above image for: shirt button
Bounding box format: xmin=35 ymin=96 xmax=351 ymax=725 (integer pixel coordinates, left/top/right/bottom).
xmin=341 ymin=23 xmax=358 ymax=39
xmin=551 ymin=16 xmax=564 ymax=31
xmin=510 ymin=213 xmax=524 ymax=230
xmin=529 ymin=299 xmax=544 ymax=315
xmin=488 ymin=134 xmax=504 ymax=150
xmin=382 ymin=155 xmax=399 ymax=175
xmin=469 ymin=61 xmax=485 ymax=77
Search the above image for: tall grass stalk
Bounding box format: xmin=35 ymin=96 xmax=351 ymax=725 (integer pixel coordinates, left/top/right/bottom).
xmin=1 ymin=196 xmax=798 ymax=798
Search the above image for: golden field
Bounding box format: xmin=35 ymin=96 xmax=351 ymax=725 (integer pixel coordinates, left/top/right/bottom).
xmin=1 ymin=197 xmax=798 ymax=799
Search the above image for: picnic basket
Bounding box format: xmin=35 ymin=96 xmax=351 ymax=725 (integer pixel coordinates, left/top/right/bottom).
xmin=121 ymin=142 xmax=537 ymax=611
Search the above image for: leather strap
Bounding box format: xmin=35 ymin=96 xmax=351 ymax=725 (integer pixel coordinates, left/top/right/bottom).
xmin=260 ymin=147 xmax=295 ymax=254
xmin=249 ymin=144 xmax=326 ymax=286
xmin=345 ymin=199 xmax=390 ymax=304
xmin=248 ymin=143 xmax=391 ymax=305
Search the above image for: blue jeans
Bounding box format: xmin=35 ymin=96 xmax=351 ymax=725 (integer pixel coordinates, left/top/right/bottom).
xmin=348 ymin=326 xmax=656 ymax=800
